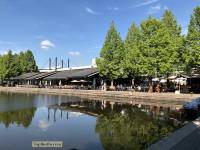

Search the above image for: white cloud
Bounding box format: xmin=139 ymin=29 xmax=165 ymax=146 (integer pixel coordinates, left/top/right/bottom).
xmin=131 ymin=0 xmax=159 ymax=8
xmin=69 ymin=51 xmax=80 ymax=56
xmin=40 ymin=40 xmax=55 ymax=49
xmin=147 ymin=5 xmax=161 ymax=15
xmin=85 ymin=7 xmax=100 ymax=15
xmin=38 ymin=119 xmax=53 ymax=131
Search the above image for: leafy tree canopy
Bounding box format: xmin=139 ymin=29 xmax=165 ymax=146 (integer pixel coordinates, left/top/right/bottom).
xmin=186 ymin=6 xmax=200 ymax=71
xmin=97 ymin=22 xmax=126 ymax=80
xmin=0 ymin=50 xmax=38 ymax=81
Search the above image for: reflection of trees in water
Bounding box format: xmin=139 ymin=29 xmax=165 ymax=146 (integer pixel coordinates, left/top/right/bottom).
xmin=96 ymin=107 xmax=175 ymax=150
xmin=0 ymin=108 xmax=36 ymax=128
xmin=54 ymin=100 xmax=183 ymax=150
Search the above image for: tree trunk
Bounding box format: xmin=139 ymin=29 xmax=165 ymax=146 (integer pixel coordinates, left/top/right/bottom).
xmin=111 ymin=80 xmax=114 ymax=87
xmin=110 ymin=80 xmax=114 ymax=90
xmin=132 ymin=78 xmax=135 ymax=89
xmin=103 ymin=79 xmax=107 ymax=91
xmin=101 ymin=79 xmax=104 ymax=90
xmin=148 ymin=77 xmax=153 ymax=93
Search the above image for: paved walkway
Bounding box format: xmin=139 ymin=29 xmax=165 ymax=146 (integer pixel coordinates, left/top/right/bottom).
xmin=171 ymin=128 xmax=200 ymax=150
xmin=148 ymin=118 xmax=200 ymax=150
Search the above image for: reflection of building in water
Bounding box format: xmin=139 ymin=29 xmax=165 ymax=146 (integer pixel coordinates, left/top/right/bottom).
xmin=47 ymin=107 xmax=65 ymax=122
xmin=67 ymin=112 xmax=69 ymax=120
xmin=45 ymin=99 xmax=187 ymax=150
xmin=53 ymin=108 xmax=57 ymax=122
xmin=101 ymin=100 xmax=107 ymax=110
xmin=48 ymin=108 xmax=50 ymax=121
xmin=47 ymin=106 xmax=75 ymax=122
xmin=48 ymin=99 xmax=185 ymax=125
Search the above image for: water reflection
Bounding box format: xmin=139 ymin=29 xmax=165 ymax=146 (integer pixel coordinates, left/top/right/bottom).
xmin=96 ymin=107 xmax=174 ymax=150
xmin=46 ymin=100 xmax=185 ymax=150
xmin=0 ymin=92 xmax=189 ymax=150
xmin=0 ymin=108 xmax=36 ymax=128
xmin=38 ymin=118 xmax=53 ymax=131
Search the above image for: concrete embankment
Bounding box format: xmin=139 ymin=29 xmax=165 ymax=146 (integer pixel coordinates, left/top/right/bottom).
xmin=0 ymin=87 xmax=200 ymax=109
xmin=148 ymin=117 xmax=200 ymax=150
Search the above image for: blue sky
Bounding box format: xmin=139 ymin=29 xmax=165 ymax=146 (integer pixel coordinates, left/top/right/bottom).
xmin=0 ymin=0 xmax=199 ymax=68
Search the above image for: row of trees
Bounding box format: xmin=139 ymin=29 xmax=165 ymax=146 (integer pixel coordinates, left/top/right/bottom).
xmin=0 ymin=50 xmax=38 ymax=82
xmin=97 ymin=7 xmax=200 ymax=91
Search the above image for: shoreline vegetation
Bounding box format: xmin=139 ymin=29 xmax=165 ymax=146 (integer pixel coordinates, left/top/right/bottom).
xmin=0 ymin=87 xmax=200 ymax=109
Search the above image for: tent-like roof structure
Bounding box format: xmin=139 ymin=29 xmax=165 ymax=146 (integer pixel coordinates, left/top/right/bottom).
xmin=67 ymin=68 xmax=98 ymax=79
xmin=26 ymin=72 xmax=56 ymax=80
xmin=44 ymin=68 xmax=98 ymax=80
xmin=11 ymin=72 xmax=39 ymax=80
xmin=10 ymin=68 xmax=98 ymax=81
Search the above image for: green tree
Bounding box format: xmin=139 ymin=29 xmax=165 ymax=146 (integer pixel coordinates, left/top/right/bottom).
xmin=96 ymin=22 xmax=125 ymax=89
xmin=20 ymin=50 xmax=38 ymax=73
xmin=0 ymin=55 xmax=7 ymax=82
xmin=0 ymin=50 xmax=38 ymax=84
xmin=186 ymin=6 xmax=200 ymax=72
xmin=124 ymin=22 xmax=142 ymax=87
xmin=139 ymin=17 xmax=178 ymax=92
xmin=9 ymin=54 xmax=23 ymax=77
xmin=3 ymin=50 xmax=14 ymax=79
xmin=161 ymin=10 xmax=185 ymax=73
xmin=162 ymin=10 xmax=181 ymax=36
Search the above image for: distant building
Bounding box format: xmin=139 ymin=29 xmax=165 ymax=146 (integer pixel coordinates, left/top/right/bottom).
xmin=10 ymin=63 xmax=100 ymax=89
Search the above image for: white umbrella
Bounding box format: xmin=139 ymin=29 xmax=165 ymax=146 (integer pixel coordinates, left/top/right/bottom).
xmin=80 ymin=79 xmax=87 ymax=82
xmin=71 ymin=80 xmax=79 ymax=83
xmin=152 ymin=78 xmax=159 ymax=82
xmin=175 ymin=77 xmax=187 ymax=85
xmin=168 ymin=75 xmax=177 ymax=80
xmin=160 ymin=79 xmax=167 ymax=83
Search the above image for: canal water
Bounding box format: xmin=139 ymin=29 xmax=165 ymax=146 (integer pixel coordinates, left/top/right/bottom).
xmin=0 ymin=92 xmax=189 ymax=150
